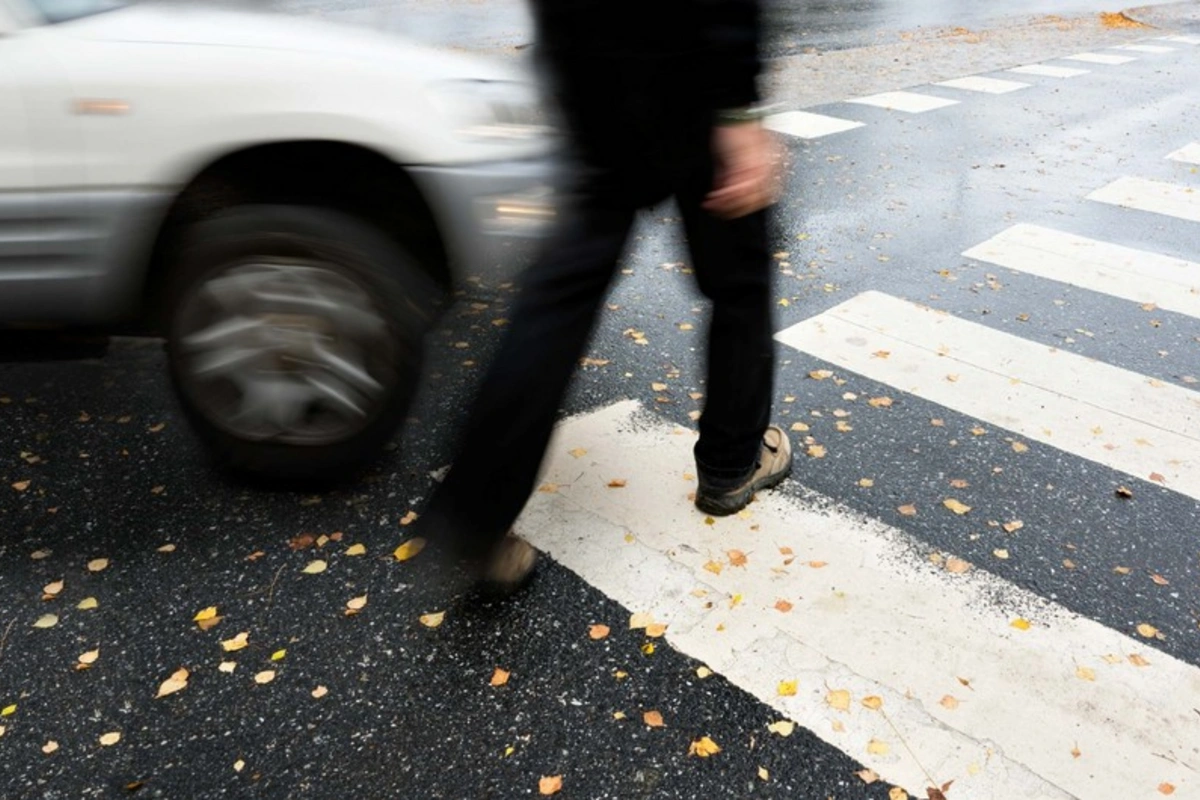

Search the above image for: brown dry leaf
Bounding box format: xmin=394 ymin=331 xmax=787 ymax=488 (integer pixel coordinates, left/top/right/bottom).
xmin=607 ymin=479 xmax=627 ymax=488
xmin=897 ymin=504 xmax=917 ymax=517
xmin=1159 ymin=782 xmax=1176 ymax=795
xmin=1010 ymin=618 xmax=1032 ymax=631
xmin=644 ymin=623 xmax=668 ymax=638
xmin=1116 ymin=486 xmax=1134 ymax=499
xmin=538 ymin=776 xmax=564 ymax=796
xmin=221 ymin=631 xmax=249 ymax=652
xmin=835 ymin=421 xmax=853 ymax=433
xmin=867 ymin=738 xmax=890 ymax=756
xmin=345 ymin=595 xmax=368 ymax=616
xmin=727 ymin=549 xmax=748 ymax=567
xmin=943 ymin=498 xmax=972 ymax=515
xmin=254 ymin=670 xmax=276 ymax=685
xmin=588 ymin=624 xmax=610 ymax=640
xmin=826 ymin=689 xmax=851 ymax=712
xmin=87 ymin=558 xmax=109 ymax=572
xmin=1149 ymin=472 xmax=1166 ymax=484
xmin=289 ymin=533 xmax=316 ymax=551
xmin=419 ymin=611 xmax=446 ymax=628
xmin=537 ymin=483 xmax=559 ymax=493
xmin=99 ymin=731 xmax=121 ymax=747
xmin=31 ymin=548 xmax=51 ymax=560
xmin=155 ymin=667 xmax=190 ymax=699
xmin=1150 ymin=573 xmax=1169 ymax=586
xmin=1071 ymin=743 xmax=1082 ymax=758
xmin=862 ymin=696 xmax=883 ymax=711
xmin=1136 ymin=623 xmax=1161 ymax=639
xmin=345 ymin=543 xmax=367 ymax=557
xmin=643 ymin=710 xmax=665 ymax=728
xmin=490 ymin=668 xmax=510 ymax=687
xmin=11 ymin=480 xmax=30 ymax=492
xmin=33 ymin=614 xmax=59 ymax=629
xmin=1129 ymin=653 xmax=1151 ymax=667
xmin=1003 ymin=520 xmax=1024 ymax=533
xmin=650 ymin=382 xmax=668 ymax=392
xmin=301 ymin=559 xmax=328 ymax=575
xmin=1075 ymin=666 xmax=1096 ymax=682
xmin=806 ymin=444 xmax=827 ymax=459
xmin=856 ymin=769 xmax=880 ymax=784
xmin=43 ymin=579 xmax=64 ymax=598
xmin=970 ymin=427 xmax=986 ymax=436
xmin=774 ymin=599 xmax=794 ymax=613
xmin=945 ymin=557 xmax=971 ymax=574
xmin=688 ymin=736 xmax=721 ymax=758
xmin=868 ymin=397 xmax=894 ymax=408
xmin=777 ymin=680 xmax=798 ymax=697
xmin=393 ymin=538 xmax=426 ymax=562
xmin=939 ymin=695 xmax=959 ymax=710
xmin=1100 ymin=10 xmax=1149 ymax=28
xmin=949 ymin=479 xmax=969 ymax=489
xmin=703 ymin=560 xmax=723 ymax=575
xmin=312 ymin=685 xmax=328 ymax=698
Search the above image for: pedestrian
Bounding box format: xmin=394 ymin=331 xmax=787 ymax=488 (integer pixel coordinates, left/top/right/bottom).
xmin=422 ymin=0 xmax=790 ymax=592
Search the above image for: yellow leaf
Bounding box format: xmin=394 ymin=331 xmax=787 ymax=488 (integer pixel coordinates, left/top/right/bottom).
xmin=835 ymin=421 xmax=853 ymax=433
xmin=939 ymin=695 xmax=959 ymax=710
xmin=221 ymin=631 xmax=249 ymax=652
xmin=946 ymin=557 xmax=971 ymax=574
xmin=568 ymin=447 xmax=587 ymax=459
xmin=419 ymin=611 xmax=446 ymax=628
xmin=77 ymin=596 xmax=98 ymax=610
xmin=862 ymin=696 xmax=883 ymax=711
xmin=629 ymin=611 xmax=654 ymax=630
xmin=703 ymin=560 xmax=723 ymax=575
xmin=643 ymin=710 xmax=664 ymax=728
xmin=943 ymin=498 xmax=971 ymax=515
xmin=640 ymin=642 xmax=655 ymax=655
xmin=393 ymin=538 xmax=426 ymax=562
xmin=346 ymin=595 xmax=367 ymax=615
xmin=345 ymin=543 xmax=367 ymax=556
xmin=270 ymin=649 xmax=286 ymax=662
xmin=777 ymin=680 xmax=798 ymax=697
xmin=78 ymin=648 xmax=100 ymax=666
xmin=98 ymin=731 xmax=121 ymax=746
xmin=729 ymin=594 xmax=743 ymax=608
xmin=253 ymin=670 xmax=276 ymax=685
xmin=1136 ymin=623 xmax=1161 ymax=639
xmin=696 ymin=666 xmax=712 ymax=679
xmin=11 ymin=480 xmax=30 ymax=492
xmin=43 ymin=579 xmax=64 ymax=597
xmin=790 ymin=422 xmax=810 ymax=432
xmin=651 ymin=382 xmax=668 ymax=392
xmin=868 ymin=396 xmax=893 ymax=408
xmin=233 ymin=759 xmax=245 ymax=773
xmin=1003 ymin=520 xmax=1024 ymax=533
xmin=993 ymin=549 xmax=1010 ymax=560
xmin=679 ymin=323 xmax=695 ymax=331
xmin=767 ymin=720 xmax=795 ymax=737
xmin=42 ymin=740 xmax=58 ymax=754
xmin=87 ymin=558 xmax=109 ymax=572
xmin=897 ymin=504 xmax=917 ymax=517
xmin=490 ymin=668 xmax=510 ymax=687
xmin=807 ymin=560 xmax=828 ymax=569
xmin=758 ymin=766 xmax=769 ymax=781
xmin=155 ymin=667 xmax=190 ymax=699
xmin=867 ymin=738 xmax=890 ymax=755
xmin=588 ymin=624 xmax=610 ymax=640
xmin=538 ymin=775 xmax=563 ymax=796
xmin=807 ymin=444 xmax=827 ymax=459
xmin=858 ymin=478 xmax=875 ymax=488
xmin=645 ymin=623 xmax=668 ymax=638
xmin=312 ymin=685 xmax=328 ymax=698
xmin=1 ymin=704 xmax=16 ymax=716
xmin=218 ymin=661 xmax=236 ymax=673
xmin=889 ymin=789 xmax=909 ymax=800
xmin=1011 ymin=618 xmax=1032 ymax=631
xmin=688 ymin=736 xmax=721 ymax=758
xmin=856 ymin=768 xmax=880 ymax=784
xmin=194 ymin=607 xmax=218 ymax=622
xmin=1011 ymin=441 xmax=1029 ymax=453
xmin=399 ymin=510 xmax=419 ymax=526
xmin=33 ymin=613 xmax=58 ymax=629
xmin=826 ymin=689 xmax=851 ymax=711
xmin=1076 ymin=666 xmax=1096 ymax=682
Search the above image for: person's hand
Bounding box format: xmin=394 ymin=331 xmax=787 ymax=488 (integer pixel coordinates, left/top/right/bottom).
xmin=703 ymin=121 xmax=784 ymax=219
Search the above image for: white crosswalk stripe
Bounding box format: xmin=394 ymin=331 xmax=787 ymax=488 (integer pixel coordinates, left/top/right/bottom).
xmin=774 ymin=291 xmax=1200 ymax=500
xmin=1114 ymin=44 xmax=1176 ymax=53
xmin=765 ymin=110 xmax=865 ymax=139
xmin=934 ymin=76 xmax=1030 ymax=94
xmin=963 ymin=223 xmax=1200 ymax=319
xmin=1088 ymin=176 xmax=1200 ymax=223
xmin=1167 ymin=142 xmax=1200 ymax=165
xmin=520 ymin=401 xmax=1200 ymax=800
xmin=1007 ymin=64 xmax=1089 ymax=78
xmin=1063 ymin=52 xmax=1137 ymax=65
xmin=1160 ymin=35 xmax=1200 ymax=45
xmin=846 ymin=91 xmax=960 ymax=113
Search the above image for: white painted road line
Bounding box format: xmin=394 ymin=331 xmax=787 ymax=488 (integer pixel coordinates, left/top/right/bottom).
xmin=934 ymin=76 xmax=1030 ymax=94
xmin=765 ymin=110 xmax=865 ymax=139
xmin=1062 ymin=52 xmax=1137 ymax=65
xmin=963 ymin=223 xmax=1200 ymax=319
xmin=1088 ymin=176 xmax=1200 ymax=223
xmin=1167 ymin=142 xmax=1200 ymax=166
xmin=846 ymin=91 xmax=960 ymax=113
xmin=1160 ymin=35 xmax=1200 ymax=45
xmin=1007 ymin=64 xmax=1090 ymax=78
xmin=774 ymin=291 xmax=1200 ymax=500
xmin=522 ymin=401 xmax=1200 ymax=800
xmin=1114 ymin=43 xmax=1176 ymax=53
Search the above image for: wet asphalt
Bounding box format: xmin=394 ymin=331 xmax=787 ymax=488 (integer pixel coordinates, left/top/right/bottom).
xmin=3 ymin=5 xmax=1200 ymax=799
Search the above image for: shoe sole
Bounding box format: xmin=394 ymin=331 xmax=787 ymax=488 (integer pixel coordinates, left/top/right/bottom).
xmin=694 ymin=463 xmax=792 ymax=517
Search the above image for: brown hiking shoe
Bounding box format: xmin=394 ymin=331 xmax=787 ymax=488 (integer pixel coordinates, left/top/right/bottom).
xmin=694 ymin=426 xmax=792 ymax=516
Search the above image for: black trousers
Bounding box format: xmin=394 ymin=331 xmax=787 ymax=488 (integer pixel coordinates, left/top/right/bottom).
xmin=424 ymin=124 xmax=775 ymax=559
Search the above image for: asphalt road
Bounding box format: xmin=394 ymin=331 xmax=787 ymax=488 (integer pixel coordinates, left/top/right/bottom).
xmin=3 ymin=4 xmax=1200 ymax=799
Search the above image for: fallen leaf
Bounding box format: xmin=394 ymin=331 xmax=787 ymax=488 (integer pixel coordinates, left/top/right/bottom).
xmin=862 ymin=696 xmax=883 ymax=711
xmin=1129 ymin=653 xmax=1151 ymax=667
xmin=607 ymin=479 xmax=627 ymax=488
xmin=537 ymin=483 xmax=559 ymax=493
xmin=0 ymin=705 xmax=14 ymax=716
xmin=727 ymin=549 xmax=748 ymax=567
xmin=78 ymin=648 xmax=100 ymax=668
xmin=1114 ymin=566 xmax=1132 ymax=575
xmin=1076 ymin=666 xmax=1096 ymax=682
xmin=399 ymin=510 xmax=419 ymax=526
xmin=856 ymin=769 xmax=880 ymax=784
xmin=270 ymin=649 xmax=286 ymax=662
xmin=538 ymin=775 xmax=564 ymax=795
xmin=758 ymin=766 xmax=769 ymax=781
xmin=1149 ymin=472 xmax=1166 ymax=484
xmin=777 ymin=680 xmax=798 ymax=697
xmin=993 ymin=549 xmax=1010 ymax=560
xmin=345 ymin=595 xmax=367 ymax=616
xmin=945 ymin=557 xmax=971 ymax=574
xmin=43 ymin=579 xmax=64 ymax=597
xmin=808 ymin=369 xmax=833 ymax=381
xmin=889 ymin=788 xmax=909 ymax=800
xmin=1116 ymin=486 xmax=1134 ymax=499
xmin=1136 ymin=623 xmax=1161 ymax=639
xmin=31 ymin=548 xmax=51 ymax=560
xmin=42 ymin=740 xmax=58 ymax=754
xmin=99 ymin=732 xmax=121 ymax=746
xmin=645 ymin=623 xmax=668 ymax=638
xmin=221 ymin=632 xmax=249 ymax=652
xmin=767 ymin=720 xmax=795 ymax=736
xmin=419 ymin=611 xmax=446 ymax=628
xmin=1011 ymin=442 xmax=1029 ymax=453
xmin=868 ymin=397 xmax=894 ymax=408
xmin=897 ymin=504 xmax=917 ymax=516
xmin=155 ymin=667 xmax=190 ymax=699
xmin=943 ymin=498 xmax=972 ymax=515
xmin=345 ymin=543 xmax=367 ymax=556
xmin=11 ymin=480 xmax=30 ymax=492
xmin=826 ymin=689 xmax=851 ymax=711
xmin=629 ymin=612 xmax=654 ymax=630
xmin=807 ymin=444 xmax=827 ymax=458
xmin=939 ymin=695 xmax=959 ymax=710
xmin=490 ymin=668 xmax=510 ymax=687
xmin=867 ymin=738 xmax=890 ymax=755
xmin=790 ymin=422 xmax=810 ymax=432
xmin=774 ymin=599 xmax=794 ymax=613
xmin=253 ymin=670 xmax=276 ymax=685
xmin=641 ymin=642 xmax=655 ymax=655
xmin=643 ymin=710 xmax=665 ymax=728
xmin=87 ymin=558 xmax=109 ymax=572
xmin=233 ymin=759 xmax=245 ymax=773
xmin=1159 ymin=782 xmax=1176 ymax=795
xmin=1071 ymin=744 xmax=1082 ymax=758
xmin=970 ymin=426 xmax=986 ymax=436
xmin=218 ymin=661 xmax=236 ymax=673
xmin=1150 ymin=573 xmax=1169 ymax=586
xmin=949 ymin=479 xmax=969 ymax=489
xmin=1003 ymin=520 xmax=1024 ymax=533
xmin=33 ymin=614 xmax=58 ymax=629
xmin=156 ymin=543 xmax=176 ymax=553
xmin=859 ymin=478 xmax=875 ymax=488
xmin=588 ymin=624 xmax=610 ymax=640
xmin=77 ymin=597 xmax=98 ymax=610
xmin=312 ymin=685 xmax=328 ymax=698
xmin=568 ymin=447 xmax=587 ymax=459
xmin=1010 ymin=618 xmax=1031 ymax=631
xmin=194 ymin=606 xmax=219 ymax=623
xmin=651 ymin=382 xmax=668 ymax=392
xmin=688 ymin=736 xmax=721 ymax=758
xmin=703 ymin=560 xmax=723 ymax=574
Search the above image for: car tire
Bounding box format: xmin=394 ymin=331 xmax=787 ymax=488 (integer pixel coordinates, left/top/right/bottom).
xmin=165 ymin=205 xmax=438 ymax=483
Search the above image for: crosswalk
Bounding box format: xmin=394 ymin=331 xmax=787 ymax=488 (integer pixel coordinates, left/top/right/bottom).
xmin=514 ymin=83 xmax=1200 ymax=795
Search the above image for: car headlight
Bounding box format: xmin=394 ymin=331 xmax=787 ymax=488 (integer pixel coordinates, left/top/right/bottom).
xmin=429 ymin=79 xmax=551 ymax=141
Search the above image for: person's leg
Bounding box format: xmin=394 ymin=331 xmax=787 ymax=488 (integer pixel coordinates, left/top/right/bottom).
xmin=423 ymin=193 xmax=637 ymax=565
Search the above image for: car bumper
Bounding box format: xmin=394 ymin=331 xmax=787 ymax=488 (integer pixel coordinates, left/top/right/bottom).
xmin=408 ymin=157 xmax=560 ymax=286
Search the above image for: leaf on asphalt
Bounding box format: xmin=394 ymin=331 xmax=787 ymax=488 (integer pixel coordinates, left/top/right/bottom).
xmin=1076 ymin=666 xmax=1096 ymax=682
xmin=856 ymin=769 xmax=880 ymax=784
xmin=31 ymin=548 xmax=51 ymax=560
xmin=1011 ymin=441 xmax=1029 ymax=453
xmin=312 ymin=685 xmax=328 ymax=698
xmin=254 ymin=670 xmax=276 ymax=685
xmin=807 ymin=444 xmax=827 ymax=459
xmin=859 ymin=478 xmax=875 ymax=488
xmin=767 ymin=720 xmax=795 ymax=737
xmin=345 ymin=543 xmax=367 ymax=556
xmin=156 ymin=543 xmax=176 ymax=553
xmin=588 ymin=624 xmax=610 ymax=640
xmin=688 ymin=736 xmax=721 ymax=758
xmin=33 ymin=614 xmax=58 ymax=629
xmin=629 ymin=612 xmax=654 ymax=630
xmin=808 ymin=370 xmax=833 ymax=381
xmin=42 ymin=579 xmax=64 ymax=600
xmin=897 ymin=504 xmax=917 ymax=517
xmin=11 ymin=480 xmax=30 ymax=492
xmin=774 ymin=599 xmax=794 ymax=613
xmin=155 ymin=667 xmax=190 ymax=699
xmin=826 ymin=689 xmax=851 ymax=712
xmin=1114 ymin=566 xmax=1132 ymax=575
xmin=1137 ymin=623 xmax=1162 ymax=639
xmin=888 ymin=788 xmax=909 ymax=800
xmin=949 ymin=479 xmax=969 ymax=489
xmin=867 ymin=738 xmax=890 ymax=756
xmin=271 ymin=649 xmax=286 ymax=662
xmin=696 ymin=666 xmax=713 ymax=679
xmin=194 ymin=606 xmax=222 ymax=631
xmin=643 ymin=710 xmax=665 ymax=728
xmin=0 ymin=705 xmax=14 ymax=716
xmin=77 ymin=648 xmax=100 ymax=669
xmin=1150 ymin=573 xmax=1169 ymax=586
xmin=419 ymin=611 xmax=445 ymax=628
xmin=87 ymin=558 xmax=109 ymax=572
xmin=1003 ymin=520 xmax=1024 ymax=533
xmin=993 ymin=549 xmax=1010 ymax=560
xmin=218 ymin=661 xmax=236 ymax=673
xmin=790 ymin=422 xmax=810 ymax=432
xmin=346 ymin=595 xmax=367 ymax=616
xmin=1116 ymin=486 xmax=1134 ymax=499
xmin=727 ymin=549 xmax=748 ymax=567
xmin=233 ymin=759 xmax=245 ymax=773
xmin=1010 ymin=618 xmax=1031 ymax=631
xmin=538 ymin=775 xmax=563 ymax=796
xmin=301 ymin=559 xmax=328 ymax=574
xmin=970 ymin=426 xmax=986 ymax=436
xmin=641 ymin=642 xmax=655 ymax=655
xmin=862 ymin=696 xmax=883 ymax=711
xmin=490 ymin=668 xmax=510 ymax=687
xmin=607 ymin=479 xmax=627 ymax=488
xmin=758 ymin=766 xmax=769 ymax=781
xmin=580 ymin=357 xmax=610 ymax=367
xmin=777 ymin=680 xmax=798 ymax=697
xmin=42 ymin=740 xmax=58 ymax=754
xmin=835 ymin=421 xmax=853 ymax=433
xmin=703 ymin=560 xmax=723 ymax=574
xmin=943 ymin=498 xmax=971 ymax=515
xmin=645 ymin=623 xmax=668 ymax=638
xmin=946 ymin=557 xmax=971 ymax=574
xmin=99 ymin=731 xmax=121 ymax=746
xmin=651 ymin=382 xmax=668 ymax=392
xmin=221 ymin=632 xmax=249 ymax=652
xmin=868 ymin=397 xmax=893 ymax=408
xmin=399 ymin=510 xmax=419 ymax=526
xmin=939 ymin=695 xmax=959 ymax=710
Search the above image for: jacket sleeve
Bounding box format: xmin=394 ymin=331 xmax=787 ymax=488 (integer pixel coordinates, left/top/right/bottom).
xmin=699 ymin=0 xmax=763 ymax=110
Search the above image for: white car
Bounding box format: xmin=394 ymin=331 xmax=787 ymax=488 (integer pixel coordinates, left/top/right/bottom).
xmin=0 ymin=0 xmax=556 ymax=480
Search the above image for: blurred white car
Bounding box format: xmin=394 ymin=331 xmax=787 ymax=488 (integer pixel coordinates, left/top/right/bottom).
xmin=0 ymin=0 xmax=556 ymax=479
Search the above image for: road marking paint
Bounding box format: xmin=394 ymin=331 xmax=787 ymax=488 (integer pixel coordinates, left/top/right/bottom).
xmin=963 ymin=223 xmax=1200 ymax=319
xmin=523 ymin=400 xmax=1200 ymax=800
xmin=1159 ymin=35 xmax=1200 ymax=45
xmin=1113 ymin=44 xmax=1176 ymax=53
xmin=1088 ymin=176 xmax=1200 ymax=223
xmin=1007 ymin=64 xmax=1090 ymax=78
xmin=1167 ymin=142 xmax=1200 ymax=165
xmin=765 ymin=110 xmax=865 ymax=139
xmin=1062 ymin=52 xmax=1137 ymax=65
xmin=774 ymin=291 xmax=1200 ymax=499
xmin=846 ymin=91 xmax=960 ymax=113
xmin=934 ymin=76 xmax=1030 ymax=94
